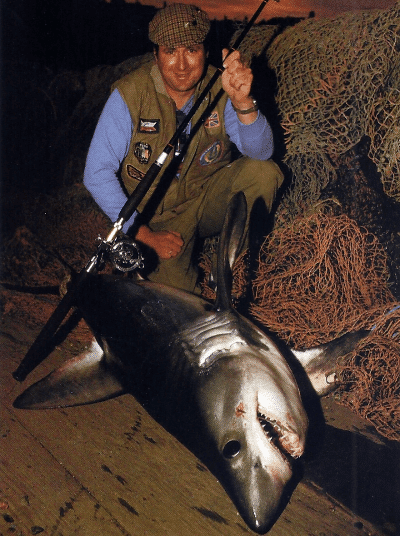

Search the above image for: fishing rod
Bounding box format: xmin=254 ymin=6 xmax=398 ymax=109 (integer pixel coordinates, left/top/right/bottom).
xmin=12 ymin=0 xmax=273 ymax=382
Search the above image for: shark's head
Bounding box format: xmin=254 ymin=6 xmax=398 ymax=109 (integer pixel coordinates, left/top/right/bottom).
xmin=198 ymin=349 xmax=308 ymax=534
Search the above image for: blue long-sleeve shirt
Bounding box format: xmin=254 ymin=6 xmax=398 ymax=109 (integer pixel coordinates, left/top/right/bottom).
xmin=84 ymin=88 xmax=274 ymax=232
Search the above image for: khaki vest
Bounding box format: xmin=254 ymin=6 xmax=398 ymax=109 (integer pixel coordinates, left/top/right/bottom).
xmin=113 ymin=61 xmax=232 ymax=214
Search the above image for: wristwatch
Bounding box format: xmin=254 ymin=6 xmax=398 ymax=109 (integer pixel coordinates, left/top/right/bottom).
xmin=231 ymin=98 xmax=259 ymax=115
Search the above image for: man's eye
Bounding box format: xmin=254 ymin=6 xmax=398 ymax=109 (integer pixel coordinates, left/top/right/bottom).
xmin=166 ymin=48 xmax=175 ymax=54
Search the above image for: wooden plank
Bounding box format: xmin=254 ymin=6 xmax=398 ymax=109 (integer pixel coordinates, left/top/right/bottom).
xmin=274 ymin=481 xmax=380 ymax=536
xmin=0 ymin=407 xmax=134 ymax=535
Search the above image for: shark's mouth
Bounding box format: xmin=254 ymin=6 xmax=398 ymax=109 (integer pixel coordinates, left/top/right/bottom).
xmin=258 ymin=410 xmax=303 ymax=461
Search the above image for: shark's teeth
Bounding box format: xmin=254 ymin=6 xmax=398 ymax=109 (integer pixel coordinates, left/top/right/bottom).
xmin=258 ymin=412 xmax=303 ymax=461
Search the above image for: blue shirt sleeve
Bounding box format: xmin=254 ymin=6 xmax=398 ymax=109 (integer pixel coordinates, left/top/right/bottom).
xmin=224 ymin=99 xmax=274 ymax=160
xmin=83 ymin=89 xmax=137 ymax=233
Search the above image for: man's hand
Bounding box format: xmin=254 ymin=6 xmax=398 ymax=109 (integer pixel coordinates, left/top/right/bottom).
xmin=136 ymin=225 xmax=183 ymax=259
xmin=221 ymin=48 xmax=257 ymax=124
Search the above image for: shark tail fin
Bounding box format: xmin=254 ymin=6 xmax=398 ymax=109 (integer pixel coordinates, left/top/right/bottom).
xmin=13 ymin=338 xmax=126 ymax=409
xmin=215 ymin=191 xmax=247 ymax=311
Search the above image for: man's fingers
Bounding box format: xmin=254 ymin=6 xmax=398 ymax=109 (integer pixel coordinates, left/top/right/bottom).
xmin=151 ymin=230 xmax=184 ymax=259
xmin=222 ymin=48 xmax=241 ymax=68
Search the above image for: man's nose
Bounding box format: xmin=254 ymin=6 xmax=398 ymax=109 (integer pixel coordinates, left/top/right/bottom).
xmin=176 ymin=50 xmax=187 ymax=70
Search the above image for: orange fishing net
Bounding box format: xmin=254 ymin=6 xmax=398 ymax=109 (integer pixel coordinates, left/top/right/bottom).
xmin=251 ymin=212 xmax=395 ymax=347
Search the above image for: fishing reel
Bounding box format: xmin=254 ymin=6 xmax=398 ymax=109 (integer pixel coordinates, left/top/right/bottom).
xmin=107 ymin=237 xmax=145 ymax=273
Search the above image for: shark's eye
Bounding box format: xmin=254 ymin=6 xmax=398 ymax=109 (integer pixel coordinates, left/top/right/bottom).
xmin=223 ymin=440 xmax=241 ymax=459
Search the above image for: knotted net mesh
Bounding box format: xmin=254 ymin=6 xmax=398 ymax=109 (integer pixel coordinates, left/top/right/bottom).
xmin=250 ymin=212 xmax=395 ymax=347
xmin=235 ymin=2 xmax=400 ymax=221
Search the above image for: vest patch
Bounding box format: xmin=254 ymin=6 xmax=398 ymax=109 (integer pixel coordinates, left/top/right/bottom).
xmin=204 ymin=111 xmax=220 ymax=129
xmin=127 ymin=165 xmax=145 ymax=181
xmin=199 ymin=141 xmax=224 ymax=166
xmin=139 ymin=118 xmax=160 ymax=133
xmin=134 ymin=142 xmax=152 ymax=164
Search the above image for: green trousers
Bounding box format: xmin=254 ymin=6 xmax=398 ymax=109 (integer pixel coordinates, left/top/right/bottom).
xmin=144 ymin=157 xmax=284 ymax=293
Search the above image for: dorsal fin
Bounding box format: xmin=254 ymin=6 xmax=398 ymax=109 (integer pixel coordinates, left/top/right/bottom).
xmin=215 ymin=192 xmax=247 ymax=311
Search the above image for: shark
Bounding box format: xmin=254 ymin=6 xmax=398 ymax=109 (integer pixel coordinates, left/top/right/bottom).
xmin=13 ymin=192 xmax=367 ymax=534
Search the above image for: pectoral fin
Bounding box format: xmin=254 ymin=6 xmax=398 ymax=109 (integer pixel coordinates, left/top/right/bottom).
xmin=13 ymin=339 xmax=126 ymax=409
xmin=293 ymin=330 xmax=369 ymax=396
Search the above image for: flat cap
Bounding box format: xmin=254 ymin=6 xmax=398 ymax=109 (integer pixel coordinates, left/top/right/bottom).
xmin=149 ymin=3 xmax=210 ymax=48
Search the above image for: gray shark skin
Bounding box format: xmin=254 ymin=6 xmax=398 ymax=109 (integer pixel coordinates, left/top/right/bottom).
xmin=13 ymin=193 xmax=367 ymax=534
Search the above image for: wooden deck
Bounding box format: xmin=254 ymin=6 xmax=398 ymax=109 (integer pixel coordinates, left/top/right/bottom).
xmin=1 ymin=314 xmax=399 ymax=536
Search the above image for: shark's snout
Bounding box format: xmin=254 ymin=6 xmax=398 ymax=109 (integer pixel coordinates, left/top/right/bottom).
xmin=218 ymin=433 xmax=293 ymax=534
xmin=237 ymin=473 xmax=287 ymax=534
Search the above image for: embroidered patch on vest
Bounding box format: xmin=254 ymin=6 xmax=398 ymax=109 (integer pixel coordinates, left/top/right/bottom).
xmin=204 ymin=111 xmax=220 ymax=129
xmin=134 ymin=142 xmax=152 ymax=164
xmin=199 ymin=141 xmax=224 ymax=166
xmin=139 ymin=119 xmax=160 ymax=133
xmin=127 ymin=165 xmax=145 ymax=181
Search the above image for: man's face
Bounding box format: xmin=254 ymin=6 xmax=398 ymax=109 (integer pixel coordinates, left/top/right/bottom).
xmin=155 ymin=44 xmax=207 ymax=101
